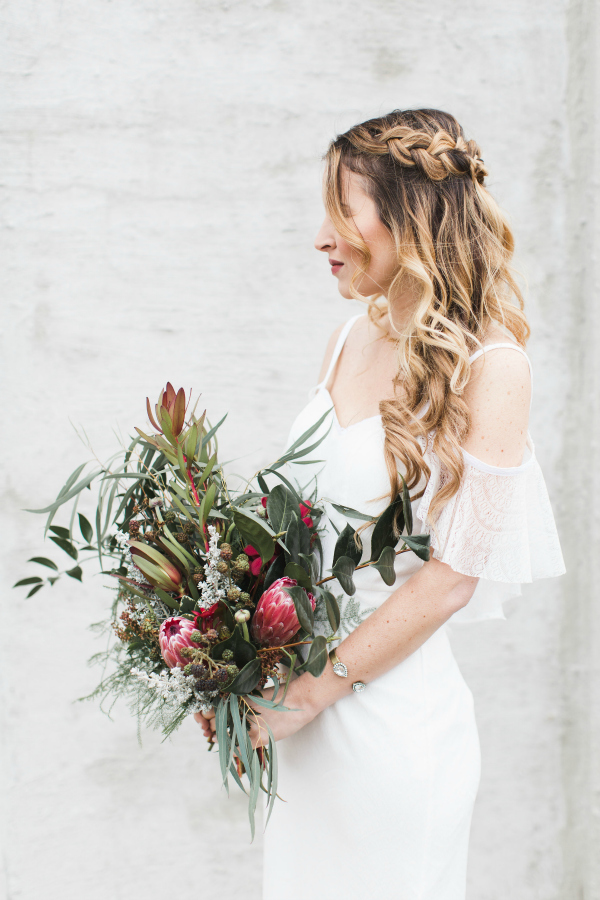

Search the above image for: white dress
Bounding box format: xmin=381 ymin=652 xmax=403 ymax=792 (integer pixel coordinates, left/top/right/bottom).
xmin=262 ymin=314 xmax=565 ymax=900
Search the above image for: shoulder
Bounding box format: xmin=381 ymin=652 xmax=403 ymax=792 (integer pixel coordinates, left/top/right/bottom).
xmin=461 ymin=337 xmax=531 ymax=468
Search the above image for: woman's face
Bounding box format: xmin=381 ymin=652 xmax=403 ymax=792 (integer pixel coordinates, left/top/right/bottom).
xmin=314 ymin=168 xmax=398 ymax=299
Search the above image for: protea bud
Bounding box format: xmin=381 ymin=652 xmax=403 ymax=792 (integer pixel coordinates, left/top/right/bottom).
xmin=129 ymin=540 xmax=184 ymax=594
xmin=146 ymin=383 xmax=188 ymax=438
xmin=251 ymin=577 xmax=316 ymax=648
xmin=159 ymin=616 xmax=202 ymax=669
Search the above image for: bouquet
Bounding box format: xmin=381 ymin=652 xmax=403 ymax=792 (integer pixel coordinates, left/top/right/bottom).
xmin=15 ymin=383 xmax=429 ymax=837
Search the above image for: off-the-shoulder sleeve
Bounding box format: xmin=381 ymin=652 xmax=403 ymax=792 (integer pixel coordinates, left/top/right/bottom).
xmin=416 ymin=435 xmax=566 ymax=623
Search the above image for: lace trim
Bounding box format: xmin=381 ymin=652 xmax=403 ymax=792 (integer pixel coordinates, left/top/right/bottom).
xmin=416 ymin=436 xmax=565 ymax=585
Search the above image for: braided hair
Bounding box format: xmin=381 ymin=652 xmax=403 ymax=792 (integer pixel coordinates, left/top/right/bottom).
xmin=323 ymin=109 xmax=529 ymax=522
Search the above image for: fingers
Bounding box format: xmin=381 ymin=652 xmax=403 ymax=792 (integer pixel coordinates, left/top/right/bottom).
xmin=194 ymin=708 xmax=217 ymax=743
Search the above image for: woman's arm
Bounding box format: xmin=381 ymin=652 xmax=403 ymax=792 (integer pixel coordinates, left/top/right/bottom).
xmin=196 ymin=347 xmax=531 ymax=747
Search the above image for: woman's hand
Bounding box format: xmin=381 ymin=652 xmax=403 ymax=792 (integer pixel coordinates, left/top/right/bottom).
xmin=193 ymin=677 xmax=317 ymax=749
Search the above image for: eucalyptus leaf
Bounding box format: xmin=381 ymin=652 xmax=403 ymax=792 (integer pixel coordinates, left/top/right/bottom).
xmin=228 ymin=658 xmax=262 ymax=694
xmin=327 ymin=501 xmax=374 ymax=522
xmin=283 ymin=406 xmax=333 ymax=455
xmin=266 ymin=484 xmax=298 ymax=535
xmin=370 ymin=497 xmax=404 ymax=562
xmin=263 ymin=553 xmax=286 ymax=591
xmin=27 ymin=557 xmax=58 ymax=570
xmin=333 ymin=523 xmax=362 ymax=567
xmin=215 ymin=701 xmax=230 ymax=789
xmin=330 ymin=555 xmax=356 ymax=596
xmin=49 ymin=536 xmax=78 ymax=560
xmin=321 ymin=589 xmax=341 ymax=632
xmin=401 ymin=475 xmax=413 ymax=535
xmin=284 ymin=561 xmax=312 ymax=589
xmin=78 ymin=513 xmax=94 ymax=543
xmin=65 ymin=566 xmax=83 ymax=581
xmin=229 ymin=694 xmax=252 ymax=775
xmin=248 ymin=749 xmax=261 ymax=842
xmin=26 ymin=584 xmax=44 ymax=598
xmin=13 ymin=576 xmax=44 ymax=587
xmin=300 ymin=635 xmax=328 ymax=677
xmin=26 ymin=468 xmax=103 ymax=515
xmin=211 ymin=624 xmax=257 ymax=667
xmin=401 ymin=533 xmax=431 ymax=561
xmin=233 ymin=509 xmax=276 ymax=564
xmin=201 ymin=414 xmax=227 ymax=451
xmin=259 ymin=469 xmax=302 ymax=503
xmin=49 ymin=525 xmax=71 ymax=540
xmin=372 ymin=545 xmax=397 ymax=586
xmin=282 ymin=584 xmax=314 ymax=634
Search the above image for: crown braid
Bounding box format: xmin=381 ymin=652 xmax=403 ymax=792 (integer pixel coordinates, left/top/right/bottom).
xmin=346 ymin=123 xmax=489 ymax=184
xmin=323 ymin=109 xmax=529 ymax=523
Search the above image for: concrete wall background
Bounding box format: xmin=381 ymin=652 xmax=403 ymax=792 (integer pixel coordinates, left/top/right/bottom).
xmin=1 ymin=1 xmax=597 ymax=898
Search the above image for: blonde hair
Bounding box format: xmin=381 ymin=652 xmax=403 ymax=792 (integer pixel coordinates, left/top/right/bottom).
xmin=324 ymin=109 xmax=529 ymax=522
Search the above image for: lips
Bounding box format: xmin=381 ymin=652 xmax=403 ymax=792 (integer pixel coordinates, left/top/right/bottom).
xmin=329 ymin=259 xmax=344 ymax=274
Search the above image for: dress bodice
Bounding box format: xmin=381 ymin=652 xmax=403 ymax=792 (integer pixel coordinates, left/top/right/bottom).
xmin=284 ymin=314 xmax=565 ymax=624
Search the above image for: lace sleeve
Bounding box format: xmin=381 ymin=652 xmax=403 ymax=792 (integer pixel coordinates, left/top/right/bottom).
xmin=416 ymin=436 xmax=566 ymax=623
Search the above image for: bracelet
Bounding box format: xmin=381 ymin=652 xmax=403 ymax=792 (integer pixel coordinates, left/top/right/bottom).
xmin=328 ymin=648 xmax=366 ymax=692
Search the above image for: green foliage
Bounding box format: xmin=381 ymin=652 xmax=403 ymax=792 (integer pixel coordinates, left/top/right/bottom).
xmin=14 ymin=381 xmax=432 ymax=840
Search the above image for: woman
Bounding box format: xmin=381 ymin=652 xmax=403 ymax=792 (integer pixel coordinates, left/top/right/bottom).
xmin=196 ymin=109 xmax=565 ymax=898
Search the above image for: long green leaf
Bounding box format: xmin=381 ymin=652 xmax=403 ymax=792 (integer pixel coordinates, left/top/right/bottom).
xmin=259 ymin=469 xmax=302 ymax=503
xmin=229 ymin=694 xmax=252 ymax=777
xmin=284 ymin=407 xmax=333 ymax=455
xmin=401 ymin=475 xmax=414 ymax=535
xmin=201 ymin=414 xmax=227 ymax=451
xmin=248 ymin=750 xmax=261 ymax=842
xmin=27 ymin=468 xmax=103 ymax=514
xmin=327 ymin=501 xmax=374 ymax=522
xmin=264 ymin=723 xmax=279 ymax=828
xmin=215 ymin=701 xmax=230 ymax=790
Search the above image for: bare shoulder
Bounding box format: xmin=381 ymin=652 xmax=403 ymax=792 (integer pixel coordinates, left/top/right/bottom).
xmin=462 ymin=339 xmax=532 ymax=467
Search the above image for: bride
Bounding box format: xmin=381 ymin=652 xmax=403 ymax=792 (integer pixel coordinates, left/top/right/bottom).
xmin=196 ymin=108 xmax=565 ymax=899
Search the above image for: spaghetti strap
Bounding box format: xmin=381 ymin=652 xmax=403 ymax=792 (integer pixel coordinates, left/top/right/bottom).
xmin=468 ymin=342 xmax=531 ymax=371
xmin=469 ymin=342 xmax=533 ymax=411
xmin=316 ymin=313 xmax=366 ymax=392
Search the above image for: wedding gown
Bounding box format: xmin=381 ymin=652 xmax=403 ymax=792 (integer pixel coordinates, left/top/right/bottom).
xmin=262 ymin=314 xmax=565 ymax=900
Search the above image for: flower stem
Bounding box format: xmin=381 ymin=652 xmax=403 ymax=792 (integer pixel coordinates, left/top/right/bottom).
xmin=315 ymin=544 xmax=411 ymax=586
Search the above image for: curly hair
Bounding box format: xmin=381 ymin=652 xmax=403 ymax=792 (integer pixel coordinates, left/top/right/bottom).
xmin=323 ymin=108 xmax=530 ymax=523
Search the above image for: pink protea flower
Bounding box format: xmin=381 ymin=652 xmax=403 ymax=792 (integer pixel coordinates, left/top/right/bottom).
xmin=251 ymin=577 xmax=316 ymax=648
xmin=159 ymin=616 xmax=201 ymax=669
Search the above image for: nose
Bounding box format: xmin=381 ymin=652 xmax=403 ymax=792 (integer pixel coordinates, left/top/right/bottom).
xmin=314 ymin=216 xmax=336 ymax=253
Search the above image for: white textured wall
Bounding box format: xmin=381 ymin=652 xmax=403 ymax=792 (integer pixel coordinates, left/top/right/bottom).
xmin=1 ymin=1 xmax=598 ymax=898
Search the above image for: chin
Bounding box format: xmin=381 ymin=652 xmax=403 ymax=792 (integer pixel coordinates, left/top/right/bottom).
xmin=337 ymin=282 xmax=353 ymax=300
